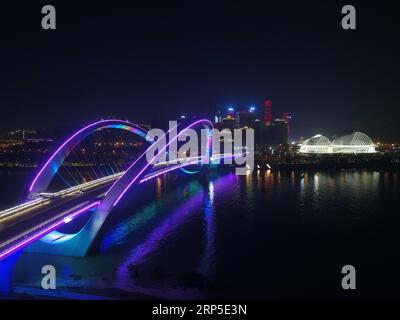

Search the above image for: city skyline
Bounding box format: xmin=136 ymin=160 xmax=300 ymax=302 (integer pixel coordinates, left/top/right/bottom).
xmin=1 ymin=1 xmax=400 ymax=304
xmin=0 ymin=2 xmax=399 ymax=141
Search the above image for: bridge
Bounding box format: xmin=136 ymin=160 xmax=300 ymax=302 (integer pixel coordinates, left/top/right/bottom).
xmin=0 ymin=118 xmax=231 ymax=262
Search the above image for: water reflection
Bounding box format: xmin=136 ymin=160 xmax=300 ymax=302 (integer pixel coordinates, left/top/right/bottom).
xmin=198 ymin=180 xmax=216 ymax=278
xmin=5 ymin=168 xmax=400 ymax=299
xmin=113 ymin=173 xmax=237 ymax=297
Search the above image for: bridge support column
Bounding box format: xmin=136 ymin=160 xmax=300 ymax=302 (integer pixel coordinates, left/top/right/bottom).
xmin=25 ymin=209 xmax=111 ymax=257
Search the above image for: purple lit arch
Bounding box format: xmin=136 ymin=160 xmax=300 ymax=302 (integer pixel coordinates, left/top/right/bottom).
xmin=25 ymin=119 xmax=213 ymax=257
xmin=29 ymin=119 xmax=149 ymax=195
xmin=101 ymin=118 xmax=213 ymax=209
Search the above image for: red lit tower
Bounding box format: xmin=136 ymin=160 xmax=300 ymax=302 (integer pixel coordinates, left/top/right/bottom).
xmin=264 ymin=99 xmax=272 ymax=126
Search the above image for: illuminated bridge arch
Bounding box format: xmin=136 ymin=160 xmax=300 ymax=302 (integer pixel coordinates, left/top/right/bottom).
xmin=26 ymin=119 xmax=214 ymax=257
xmin=99 ymin=119 xmax=213 ymax=210
xmin=28 ymin=119 xmax=149 ymax=196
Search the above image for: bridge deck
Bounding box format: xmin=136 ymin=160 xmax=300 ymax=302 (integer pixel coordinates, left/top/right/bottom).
xmin=0 ymin=156 xmax=228 ymax=260
xmin=0 ymin=180 xmax=112 ymax=259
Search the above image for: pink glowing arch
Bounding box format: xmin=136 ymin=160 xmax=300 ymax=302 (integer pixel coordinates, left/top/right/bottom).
xmin=23 ymin=119 xmax=213 ymax=257
xmin=28 ymin=119 xmax=149 ymax=195
xmin=100 ymin=119 xmax=213 ymax=209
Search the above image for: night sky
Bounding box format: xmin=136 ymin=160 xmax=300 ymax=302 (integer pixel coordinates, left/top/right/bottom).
xmin=1 ymin=1 xmax=399 ymax=140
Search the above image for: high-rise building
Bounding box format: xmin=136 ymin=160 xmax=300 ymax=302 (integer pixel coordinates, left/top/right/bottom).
xmin=235 ymin=111 xmax=241 ymax=129
xmin=273 ymin=118 xmax=289 ymax=145
xmin=264 ymin=99 xmax=272 ymax=126
xmin=214 ymin=111 xmax=223 ymax=123
xmin=283 ymin=112 xmax=291 ymax=139
xmin=239 ymin=106 xmax=256 ymax=128
xmin=259 ymin=118 xmax=288 ymax=147
xmin=216 ymin=113 xmax=235 ymax=132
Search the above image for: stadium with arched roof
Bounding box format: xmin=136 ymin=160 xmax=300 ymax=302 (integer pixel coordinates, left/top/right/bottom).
xmin=299 ymin=134 xmax=332 ymax=154
xmin=299 ymin=131 xmax=376 ymax=154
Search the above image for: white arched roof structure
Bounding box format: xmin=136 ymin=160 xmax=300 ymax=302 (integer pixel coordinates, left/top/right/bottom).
xmin=332 ymin=131 xmax=374 ymax=146
xmin=300 ymin=132 xmax=376 ymax=154
xmin=299 ymin=134 xmax=331 ymax=154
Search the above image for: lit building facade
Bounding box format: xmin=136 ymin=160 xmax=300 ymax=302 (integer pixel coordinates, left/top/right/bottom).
xmin=299 ymin=132 xmax=377 ymax=154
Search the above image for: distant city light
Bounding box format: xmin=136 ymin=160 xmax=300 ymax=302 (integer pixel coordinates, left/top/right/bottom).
xmin=180 ymin=115 xmax=186 ymax=119
xmin=228 ymin=107 xmax=234 ymax=112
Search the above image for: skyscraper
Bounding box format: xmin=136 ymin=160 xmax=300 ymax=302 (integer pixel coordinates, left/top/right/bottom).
xmin=264 ymin=99 xmax=272 ymax=126
xmin=283 ymin=112 xmax=291 ymax=139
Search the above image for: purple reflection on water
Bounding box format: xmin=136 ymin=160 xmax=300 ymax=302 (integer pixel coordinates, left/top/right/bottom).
xmin=198 ymin=179 xmax=216 ymax=278
xmin=116 ymin=172 xmax=238 ymax=292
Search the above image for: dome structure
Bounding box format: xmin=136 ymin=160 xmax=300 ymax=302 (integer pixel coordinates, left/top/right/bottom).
xmin=299 ymin=134 xmax=331 ymax=153
xmin=302 ymin=134 xmax=331 ymax=146
xmin=330 ymin=131 xmax=376 ymax=153
xmin=332 ymin=131 xmax=373 ymax=146
xmin=299 ymin=132 xmax=376 ymax=154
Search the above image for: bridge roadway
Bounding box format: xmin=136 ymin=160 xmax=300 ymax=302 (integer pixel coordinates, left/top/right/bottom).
xmin=0 ymin=173 xmax=122 ymax=258
xmin=0 ymin=154 xmax=232 ymax=260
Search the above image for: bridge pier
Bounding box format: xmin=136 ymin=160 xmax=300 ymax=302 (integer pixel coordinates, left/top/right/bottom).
xmin=0 ymin=252 xmax=21 ymax=299
xmin=25 ymin=209 xmax=111 ymax=257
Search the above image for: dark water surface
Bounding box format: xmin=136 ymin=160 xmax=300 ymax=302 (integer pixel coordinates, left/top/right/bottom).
xmin=1 ymin=168 xmax=400 ymax=299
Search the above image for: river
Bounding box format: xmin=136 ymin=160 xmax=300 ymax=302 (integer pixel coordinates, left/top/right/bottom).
xmin=1 ymin=167 xmax=400 ymax=299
